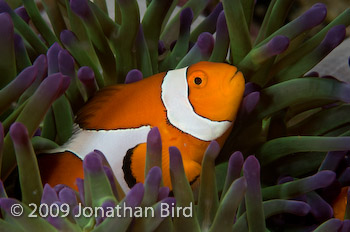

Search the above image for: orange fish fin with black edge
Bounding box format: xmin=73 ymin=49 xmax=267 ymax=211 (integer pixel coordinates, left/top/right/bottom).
xmin=123 ymin=143 xmax=147 ymax=189
xmin=124 ymin=142 xmax=173 ymax=190
xmin=123 ymin=143 xmax=202 ymax=191
xmin=37 ymin=152 xmax=84 ymax=191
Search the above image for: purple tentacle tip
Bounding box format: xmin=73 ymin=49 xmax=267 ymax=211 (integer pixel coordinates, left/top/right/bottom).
xmin=147 ymin=127 xmax=162 ymax=152
xmin=158 ymin=187 xmax=170 ymax=201
xmin=169 ymin=146 xmax=184 ymax=173
xmin=145 ymin=166 xmax=162 ymax=187
xmin=321 ymin=25 xmax=346 ymax=50
xmin=58 ymin=187 xmax=78 ymax=206
xmin=298 ymin=3 xmax=327 ymax=31
xmin=216 ymin=11 xmax=228 ymax=35
xmin=70 ymin=0 xmax=91 ymax=19
xmin=242 ymin=91 xmax=260 ymax=114
xmin=15 ymin=6 xmax=30 ymax=23
xmin=58 ymin=50 xmax=75 ymax=76
xmin=101 ymin=199 xmax=116 ymax=209
xmin=9 ymin=122 xmax=28 ymax=145
xmin=0 ymin=0 xmax=12 ymax=13
xmin=39 ymin=73 xmax=63 ymax=100
xmin=314 ymin=170 xmax=336 ymax=188
xmin=244 ymin=82 xmax=261 ymax=96
xmin=125 ymin=183 xmax=144 ymax=208
xmin=205 ymin=140 xmax=221 ymax=160
xmin=266 ymin=35 xmax=289 ymax=56
xmin=78 ymin=66 xmax=95 ymax=85
xmin=211 ymin=2 xmax=223 ymax=17
xmin=14 ymin=65 xmax=38 ymax=90
xmin=47 ymin=42 xmax=63 ymax=74
xmin=125 ymin=69 xmax=143 ymax=84
xmin=53 ymin=184 xmax=66 ymax=194
xmin=83 ymin=151 xmax=103 ymax=173
xmin=180 ymin=7 xmax=193 ymax=30
xmin=197 ymin=32 xmax=214 ymax=56
xmin=287 ymin=200 xmax=311 ymax=216
xmin=0 ymin=12 xmax=13 ymax=30
xmin=161 ymin=197 xmax=176 ymax=207
xmin=47 ymin=42 xmax=63 ymax=56
xmin=148 ymin=127 xmax=161 ymax=142
xmin=33 ymin=54 xmax=48 ymax=79
xmin=243 ymin=155 xmax=260 ymax=179
xmin=94 ymin=150 xmax=110 ymax=167
xmin=60 ymin=30 xmax=77 ymax=46
xmin=228 ymin=151 xmax=244 ymax=170
xmin=41 ymin=184 xmax=59 ymax=204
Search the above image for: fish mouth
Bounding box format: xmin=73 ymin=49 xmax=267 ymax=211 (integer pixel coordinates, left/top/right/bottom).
xmin=230 ymin=69 xmax=241 ymax=82
xmin=222 ymin=68 xmax=245 ymax=97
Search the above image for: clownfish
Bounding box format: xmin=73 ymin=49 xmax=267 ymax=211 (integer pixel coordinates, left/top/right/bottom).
xmin=38 ymin=61 xmax=245 ymax=193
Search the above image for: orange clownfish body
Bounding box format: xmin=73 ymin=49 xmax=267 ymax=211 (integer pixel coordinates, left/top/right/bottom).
xmin=38 ymin=61 xmax=245 ymax=193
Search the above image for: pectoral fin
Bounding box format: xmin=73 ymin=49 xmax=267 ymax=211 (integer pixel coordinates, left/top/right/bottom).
xmin=123 ymin=143 xmax=147 ymax=188
xmin=123 ymin=143 xmax=201 ymax=190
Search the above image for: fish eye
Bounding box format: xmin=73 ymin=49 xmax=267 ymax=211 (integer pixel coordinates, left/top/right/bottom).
xmin=194 ymin=77 xmax=202 ymax=85
xmin=188 ymin=70 xmax=207 ymax=88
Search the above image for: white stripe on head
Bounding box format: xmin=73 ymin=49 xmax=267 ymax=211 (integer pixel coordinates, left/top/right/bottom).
xmin=161 ymin=66 xmax=232 ymax=141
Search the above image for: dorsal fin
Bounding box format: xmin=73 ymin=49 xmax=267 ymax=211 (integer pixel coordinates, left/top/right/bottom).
xmin=76 ymin=72 xmax=167 ymax=130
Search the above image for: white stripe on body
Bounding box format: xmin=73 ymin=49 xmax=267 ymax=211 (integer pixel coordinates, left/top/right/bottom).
xmin=50 ymin=125 xmax=151 ymax=193
xmin=161 ymin=67 xmax=232 ymax=141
